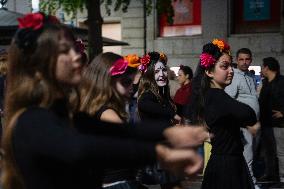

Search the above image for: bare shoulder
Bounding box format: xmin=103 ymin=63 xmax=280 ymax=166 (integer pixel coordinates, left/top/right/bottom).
xmin=100 ymin=109 xmax=123 ymax=124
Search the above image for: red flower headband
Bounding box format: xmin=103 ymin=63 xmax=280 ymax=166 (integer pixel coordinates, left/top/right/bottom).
xmin=138 ymin=52 xmax=167 ymax=73
xmin=109 ymin=58 xmax=129 ymax=76
xmin=138 ymin=54 xmax=151 ymax=73
xmin=16 ymin=12 xmax=60 ymax=51
xmin=18 ymin=12 xmax=59 ymax=30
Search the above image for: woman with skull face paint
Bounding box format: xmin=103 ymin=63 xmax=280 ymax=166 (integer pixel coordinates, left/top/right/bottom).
xmin=138 ymin=52 xmax=180 ymax=125
xmin=137 ymin=52 xmax=181 ymax=188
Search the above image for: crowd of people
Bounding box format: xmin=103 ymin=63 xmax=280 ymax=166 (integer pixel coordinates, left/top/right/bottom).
xmin=0 ymin=12 xmax=283 ymax=189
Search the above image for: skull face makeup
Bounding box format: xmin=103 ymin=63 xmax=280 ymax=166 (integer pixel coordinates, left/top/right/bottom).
xmin=154 ymin=61 xmax=168 ymax=87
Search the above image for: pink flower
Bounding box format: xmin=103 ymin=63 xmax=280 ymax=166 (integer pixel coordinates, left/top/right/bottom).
xmin=109 ymin=58 xmax=128 ymax=76
xmin=200 ymin=53 xmax=216 ymax=69
xmin=18 ymin=13 xmax=44 ymax=30
xmin=138 ymin=64 xmax=147 ymax=73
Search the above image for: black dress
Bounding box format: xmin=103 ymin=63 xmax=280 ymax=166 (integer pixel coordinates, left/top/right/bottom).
xmin=137 ymin=89 xmax=178 ymax=185
xmin=11 ymin=99 xmax=165 ymax=189
xmin=93 ymin=105 xmax=139 ymax=189
xmin=201 ymin=88 xmax=257 ymax=189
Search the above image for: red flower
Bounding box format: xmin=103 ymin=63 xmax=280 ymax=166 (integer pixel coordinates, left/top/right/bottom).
xmin=139 ymin=54 xmax=151 ymax=73
xmin=140 ymin=54 xmax=151 ymax=65
xmin=18 ymin=13 xmax=44 ymax=30
xmin=222 ymin=40 xmax=230 ymax=51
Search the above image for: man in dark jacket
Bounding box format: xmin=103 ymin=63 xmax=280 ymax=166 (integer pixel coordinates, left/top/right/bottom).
xmin=259 ymin=57 xmax=284 ymax=187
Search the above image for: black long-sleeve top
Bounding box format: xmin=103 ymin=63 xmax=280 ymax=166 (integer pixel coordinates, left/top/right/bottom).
xmin=138 ymin=90 xmax=175 ymax=125
xmin=259 ymin=75 xmax=284 ymax=127
xmin=12 ymin=102 xmax=166 ymax=189
xmin=204 ymin=88 xmax=257 ymax=155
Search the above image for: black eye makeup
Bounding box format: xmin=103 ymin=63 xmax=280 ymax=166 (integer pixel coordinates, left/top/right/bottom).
xmin=121 ymin=77 xmax=133 ymax=88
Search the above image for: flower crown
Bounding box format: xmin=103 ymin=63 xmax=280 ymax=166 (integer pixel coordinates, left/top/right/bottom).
xmin=109 ymin=58 xmax=129 ymax=76
xmin=138 ymin=52 xmax=167 ymax=73
xmin=16 ymin=12 xmax=60 ymax=51
xmin=124 ymin=54 xmax=140 ymax=68
xmin=200 ymin=39 xmax=231 ymax=69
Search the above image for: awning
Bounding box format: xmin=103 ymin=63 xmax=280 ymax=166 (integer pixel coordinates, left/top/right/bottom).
xmin=71 ymin=27 xmax=129 ymax=46
xmin=0 ymin=8 xmax=129 ymax=46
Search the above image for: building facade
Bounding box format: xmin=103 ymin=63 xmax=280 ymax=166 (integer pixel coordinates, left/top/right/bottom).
xmin=2 ymin=0 xmax=284 ymax=73
xmin=100 ymin=0 xmax=284 ymax=73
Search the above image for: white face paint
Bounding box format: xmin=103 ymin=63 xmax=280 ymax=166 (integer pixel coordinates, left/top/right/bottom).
xmin=154 ymin=61 xmax=168 ymax=87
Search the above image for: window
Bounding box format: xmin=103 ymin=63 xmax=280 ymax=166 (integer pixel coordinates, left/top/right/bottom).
xmin=102 ymin=23 xmax=122 ymax=54
xmin=249 ymin=66 xmax=261 ymax=86
xmin=159 ymin=0 xmax=201 ymax=37
xmin=170 ymin=66 xmax=180 ymax=76
xmin=233 ymin=0 xmax=281 ymax=34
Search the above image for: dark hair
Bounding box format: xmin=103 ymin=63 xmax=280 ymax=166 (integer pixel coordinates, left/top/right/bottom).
xmin=138 ymin=51 xmax=175 ymax=111
xmin=236 ymin=48 xmax=252 ymax=58
xmin=138 ymin=52 xmax=168 ymax=96
xmin=179 ymin=65 xmax=193 ymax=80
xmin=79 ymin=52 xmax=136 ymax=121
xmin=262 ymin=57 xmax=280 ymax=73
xmin=3 ymin=19 xmax=77 ymax=189
xmin=188 ymin=41 xmax=231 ymax=124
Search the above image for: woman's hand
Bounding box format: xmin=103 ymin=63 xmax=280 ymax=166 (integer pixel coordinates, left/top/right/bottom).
xmin=156 ymin=144 xmax=203 ymax=176
xmin=163 ymin=125 xmax=209 ymax=148
xmin=246 ymin=121 xmax=260 ymax=137
xmin=174 ymin=114 xmax=182 ymax=122
xmin=272 ymin=110 xmax=284 ymax=118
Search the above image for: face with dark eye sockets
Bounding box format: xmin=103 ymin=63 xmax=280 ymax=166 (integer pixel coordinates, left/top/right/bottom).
xmin=114 ymin=73 xmax=135 ymax=99
xmin=154 ymin=61 xmax=168 ymax=87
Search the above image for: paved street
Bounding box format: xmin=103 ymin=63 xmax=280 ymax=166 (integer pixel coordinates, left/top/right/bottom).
xmin=147 ymin=178 xmax=284 ymax=189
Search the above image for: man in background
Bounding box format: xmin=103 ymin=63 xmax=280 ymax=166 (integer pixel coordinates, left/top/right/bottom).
xmin=225 ymin=48 xmax=260 ymax=188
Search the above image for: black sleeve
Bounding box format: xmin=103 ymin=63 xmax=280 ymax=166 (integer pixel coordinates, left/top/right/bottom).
xmin=276 ymin=78 xmax=284 ymax=114
xmin=14 ymin=108 xmax=157 ymax=167
xmin=73 ymin=112 xmax=167 ymax=141
xmin=138 ymin=92 xmax=175 ymax=118
xmin=224 ymin=93 xmax=257 ymax=127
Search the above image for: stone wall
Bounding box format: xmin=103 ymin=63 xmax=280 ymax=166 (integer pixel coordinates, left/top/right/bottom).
xmin=6 ymin=0 xmax=31 ymax=13
xmin=103 ymin=0 xmax=284 ymax=73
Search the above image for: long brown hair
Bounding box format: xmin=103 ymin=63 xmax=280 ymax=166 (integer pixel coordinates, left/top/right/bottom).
xmin=79 ymin=52 xmax=131 ymax=121
xmin=2 ymin=23 xmax=76 ymax=189
xmin=138 ymin=52 xmax=175 ymax=111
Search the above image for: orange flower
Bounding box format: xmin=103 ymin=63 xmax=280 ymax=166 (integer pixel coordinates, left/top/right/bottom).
xmin=124 ymin=54 xmax=140 ymax=68
xmin=212 ymin=39 xmax=225 ymax=51
xmin=159 ymin=52 xmax=167 ymax=62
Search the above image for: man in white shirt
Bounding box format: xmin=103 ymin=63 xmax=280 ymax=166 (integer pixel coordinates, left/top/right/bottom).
xmin=225 ymin=48 xmax=260 ymax=188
